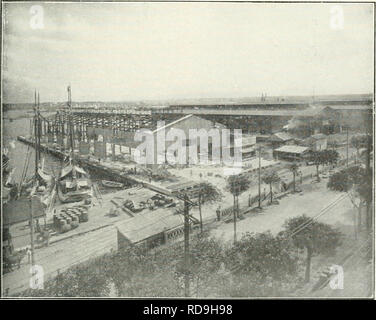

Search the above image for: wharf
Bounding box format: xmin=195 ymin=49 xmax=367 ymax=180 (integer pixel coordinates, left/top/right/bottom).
xmin=17 ymin=135 xmax=173 ymax=196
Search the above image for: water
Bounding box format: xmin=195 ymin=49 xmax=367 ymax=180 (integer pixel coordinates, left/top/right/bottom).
xmin=3 ymin=112 xmax=62 ymax=184
xmin=3 ymin=110 xmax=120 ymax=194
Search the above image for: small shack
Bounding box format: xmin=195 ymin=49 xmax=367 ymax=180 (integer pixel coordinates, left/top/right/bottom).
xmin=273 ymin=145 xmax=309 ymax=161
xmin=116 ymin=211 xmax=185 ymax=250
xmin=269 ymin=132 xmax=294 ymax=149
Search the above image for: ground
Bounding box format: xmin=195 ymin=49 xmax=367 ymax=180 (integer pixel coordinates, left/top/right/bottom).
xmin=3 ymin=137 xmax=369 ymax=297
xmin=209 ymin=178 xmax=373 ymax=298
xmin=211 ymin=180 xmax=354 ymax=241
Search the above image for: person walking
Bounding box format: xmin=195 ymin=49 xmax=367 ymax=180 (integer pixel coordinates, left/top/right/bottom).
xmin=45 ymin=230 xmax=50 ymax=247
xmin=216 ymin=206 xmax=221 ymax=221
xmin=27 ymin=247 xmax=31 ymax=264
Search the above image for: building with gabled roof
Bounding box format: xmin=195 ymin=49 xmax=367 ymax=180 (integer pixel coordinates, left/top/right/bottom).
xmin=273 ymin=145 xmax=309 ymax=161
xmin=269 ymin=132 xmax=295 ymax=148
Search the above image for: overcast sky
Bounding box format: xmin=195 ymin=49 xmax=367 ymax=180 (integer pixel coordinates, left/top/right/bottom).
xmin=2 ymin=2 xmax=374 ymax=103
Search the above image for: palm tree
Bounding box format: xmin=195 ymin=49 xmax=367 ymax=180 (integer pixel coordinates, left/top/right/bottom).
xmin=197 ymin=182 xmax=222 ymax=233
xmin=288 ymin=163 xmax=299 ymax=192
xmin=262 ymin=171 xmax=280 ymax=203
xmin=283 ymin=215 xmax=342 ymax=283
xmin=309 ymin=151 xmax=326 ymax=182
xmin=226 ymin=175 xmax=250 ymax=242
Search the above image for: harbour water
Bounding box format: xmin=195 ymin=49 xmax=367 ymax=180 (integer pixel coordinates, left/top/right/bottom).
xmin=3 ymin=111 xmax=62 ymax=184
xmin=2 ymin=110 xmax=117 ymax=193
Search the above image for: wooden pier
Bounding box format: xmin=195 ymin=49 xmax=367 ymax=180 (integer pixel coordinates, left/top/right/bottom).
xmin=16 ymin=135 xmax=175 ymax=196
xmin=17 ymin=135 xmax=140 ymax=186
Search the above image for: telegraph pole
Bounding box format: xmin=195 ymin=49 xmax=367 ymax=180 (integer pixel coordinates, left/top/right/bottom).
xmin=34 ymin=91 xmax=39 ymax=175
xmin=346 ymin=126 xmax=349 ymax=167
xmin=29 ymin=194 xmax=35 ymax=266
xmin=258 ymin=146 xmax=261 ymax=208
xmin=233 ymin=180 xmax=237 ymax=244
xmin=183 ymin=194 xmax=190 ymax=297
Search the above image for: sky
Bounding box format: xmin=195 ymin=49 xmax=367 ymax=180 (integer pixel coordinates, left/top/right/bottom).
xmin=2 ymin=2 xmax=374 ymax=103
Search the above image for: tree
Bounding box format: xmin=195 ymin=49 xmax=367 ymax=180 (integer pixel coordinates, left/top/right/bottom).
xmin=226 ymin=231 xmax=298 ymax=295
xmin=283 ymin=215 xmax=342 ymax=283
xmin=262 ymin=170 xmax=280 ymax=203
xmin=351 ymin=134 xmax=370 ymax=164
xmin=16 ymin=254 xmax=113 ymax=297
xmin=226 ymin=174 xmax=251 ymax=217
xmin=196 ymin=182 xmax=222 ymax=233
xmin=288 ymin=162 xmax=299 ymax=192
xmin=327 ymin=165 xmax=372 ymax=233
xmin=323 ymin=149 xmax=339 ymax=166
xmin=308 ymin=151 xmax=327 ymax=181
xmin=356 ymin=172 xmax=373 ymax=231
xmin=183 ymin=232 xmax=227 ymax=297
xmin=226 ymin=174 xmax=251 ymax=242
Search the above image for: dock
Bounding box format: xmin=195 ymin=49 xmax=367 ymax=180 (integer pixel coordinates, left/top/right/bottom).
xmin=16 ymin=135 xmax=172 ymax=195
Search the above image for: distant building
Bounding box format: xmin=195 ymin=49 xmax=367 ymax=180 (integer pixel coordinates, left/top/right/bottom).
xmin=303 ymin=133 xmax=328 ymax=151
xmin=268 ymin=132 xmax=295 ymax=149
xmin=273 ymin=145 xmax=310 ymax=161
xmin=240 ymin=135 xmax=257 ymax=160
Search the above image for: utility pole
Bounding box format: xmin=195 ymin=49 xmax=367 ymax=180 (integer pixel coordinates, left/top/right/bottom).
xmin=29 ymin=194 xmax=35 ymax=266
xmin=198 ymin=188 xmax=203 ymax=233
xmin=34 ymin=91 xmax=39 ymax=175
xmin=233 ymin=180 xmax=237 ymax=244
xmin=346 ymin=126 xmax=349 ymax=167
xmin=183 ymin=194 xmax=190 ymax=297
xmin=258 ymin=146 xmax=261 ymax=208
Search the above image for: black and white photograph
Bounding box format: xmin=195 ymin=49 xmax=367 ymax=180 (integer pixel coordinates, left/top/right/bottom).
xmin=1 ymin=1 xmax=374 ymax=300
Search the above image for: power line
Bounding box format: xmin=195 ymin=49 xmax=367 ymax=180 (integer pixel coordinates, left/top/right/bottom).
xmin=287 ymin=194 xmax=347 ymax=239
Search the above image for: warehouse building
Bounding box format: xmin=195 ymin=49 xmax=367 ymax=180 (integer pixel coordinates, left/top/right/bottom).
xmin=273 ymin=145 xmax=310 ymax=161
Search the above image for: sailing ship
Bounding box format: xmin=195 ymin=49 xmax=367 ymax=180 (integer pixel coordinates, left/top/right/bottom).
xmin=3 ymin=92 xmax=55 ymax=273
xmin=57 ymin=86 xmax=92 ymax=203
xmin=2 ymin=150 xmax=14 ymax=204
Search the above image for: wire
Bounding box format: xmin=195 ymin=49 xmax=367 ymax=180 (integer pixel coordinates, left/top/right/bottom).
xmin=287 ymin=193 xmax=347 ymax=239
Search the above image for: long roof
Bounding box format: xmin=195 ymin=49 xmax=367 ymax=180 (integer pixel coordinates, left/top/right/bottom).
xmin=152 ymin=114 xmax=194 ymax=133
xmin=310 ymin=133 xmax=327 ymax=140
xmin=270 ymin=132 xmax=294 ymax=141
xmin=116 ymin=210 xmax=183 ymax=244
xmin=275 ymin=145 xmax=309 ymax=154
xmin=328 ymin=104 xmax=372 ymax=111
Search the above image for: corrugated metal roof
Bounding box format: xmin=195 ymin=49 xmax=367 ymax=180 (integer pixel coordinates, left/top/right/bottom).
xmin=270 ymin=132 xmax=294 ymax=141
xmin=329 ymin=105 xmax=372 ymax=111
xmin=116 ymin=210 xmax=183 ymax=244
xmin=275 ymin=145 xmax=309 ymax=154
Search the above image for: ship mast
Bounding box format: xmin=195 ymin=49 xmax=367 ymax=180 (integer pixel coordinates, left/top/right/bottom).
xmin=67 ymin=85 xmax=75 ymax=163
xmin=34 ymin=90 xmax=39 ymax=175
xmin=30 ymin=90 xmax=40 ymax=267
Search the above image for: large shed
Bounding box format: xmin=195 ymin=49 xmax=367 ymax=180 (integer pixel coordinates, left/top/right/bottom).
xmin=273 ymin=145 xmax=309 ymax=161
xmin=116 ymin=210 xmax=185 ymax=250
